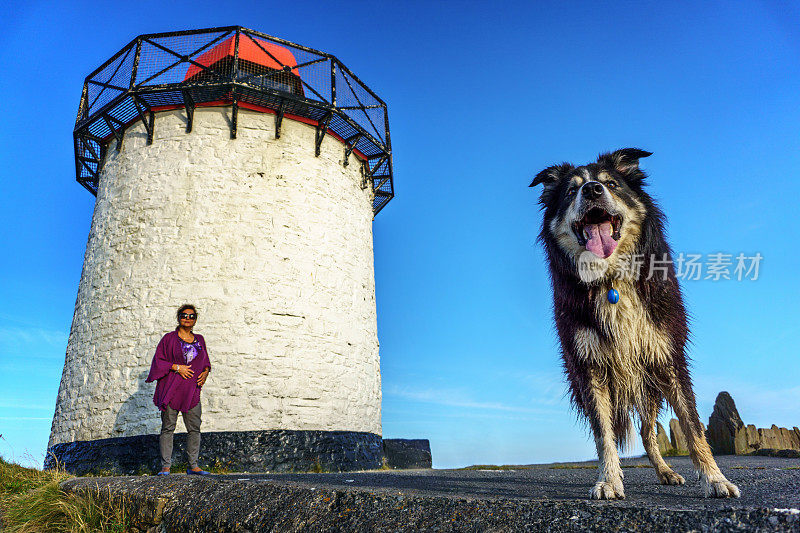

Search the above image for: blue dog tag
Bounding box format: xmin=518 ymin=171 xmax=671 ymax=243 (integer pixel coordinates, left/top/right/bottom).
xmin=607 ymin=288 xmax=619 ymax=304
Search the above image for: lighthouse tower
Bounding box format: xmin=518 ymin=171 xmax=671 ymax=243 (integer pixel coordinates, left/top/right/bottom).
xmin=47 ymin=27 xmax=394 ymax=474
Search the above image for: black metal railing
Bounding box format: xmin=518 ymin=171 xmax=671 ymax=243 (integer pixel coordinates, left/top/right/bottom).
xmin=73 ymin=26 xmax=393 ymax=215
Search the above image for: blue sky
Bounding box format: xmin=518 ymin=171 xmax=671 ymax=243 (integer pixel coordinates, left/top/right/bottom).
xmin=1 ymin=1 xmax=798 ymax=469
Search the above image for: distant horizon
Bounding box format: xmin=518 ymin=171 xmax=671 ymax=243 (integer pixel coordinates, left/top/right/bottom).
xmin=1 ymin=0 xmax=798 ymax=470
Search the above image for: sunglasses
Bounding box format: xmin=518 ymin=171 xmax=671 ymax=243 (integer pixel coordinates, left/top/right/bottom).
xmin=179 ymin=313 xmax=197 ymax=320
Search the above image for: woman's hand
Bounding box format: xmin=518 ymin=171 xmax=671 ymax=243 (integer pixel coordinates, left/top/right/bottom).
xmin=176 ymin=365 xmax=194 ymax=380
xmin=197 ymin=369 xmax=209 ymax=387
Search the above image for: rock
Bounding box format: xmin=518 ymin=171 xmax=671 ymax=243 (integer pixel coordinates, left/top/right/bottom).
xmin=735 ymin=424 xmax=760 ymax=455
xmin=756 ymin=425 xmax=798 ymax=451
xmin=382 ymin=439 xmax=432 ymax=469
xmin=724 ymin=403 xmax=800 ymax=456
xmin=750 ymin=448 xmax=800 ymax=458
xmin=707 ymin=391 xmax=744 ymax=455
xmin=669 ymin=419 xmax=688 ymax=452
xmin=656 ymin=422 xmax=671 ymax=455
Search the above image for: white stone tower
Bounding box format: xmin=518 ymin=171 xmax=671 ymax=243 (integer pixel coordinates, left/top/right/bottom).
xmin=47 ymin=27 xmax=394 ymax=474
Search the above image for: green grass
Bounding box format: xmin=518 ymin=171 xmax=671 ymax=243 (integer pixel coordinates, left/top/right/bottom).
xmin=662 ymin=448 xmax=689 ymax=457
xmin=207 ymin=458 xmax=232 ymax=475
xmin=0 ymin=455 xmax=134 ymax=532
xmin=460 ymin=461 xmax=672 ymax=471
xmin=81 ymin=469 xmax=118 ymax=478
xmin=459 ymin=464 xmax=526 ymax=471
xmin=309 ymin=458 xmax=324 ymax=473
xmin=549 ymin=464 xmax=598 ymax=470
xmin=549 ymin=462 xmax=671 ymax=470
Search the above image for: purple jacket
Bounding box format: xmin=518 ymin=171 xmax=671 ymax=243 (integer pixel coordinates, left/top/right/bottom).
xmin=146 ymin=330 xmax=211 ymax=412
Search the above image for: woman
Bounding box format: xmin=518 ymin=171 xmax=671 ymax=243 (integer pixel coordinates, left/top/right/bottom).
xmin=146 ymin=304 xmax=212 ymax=475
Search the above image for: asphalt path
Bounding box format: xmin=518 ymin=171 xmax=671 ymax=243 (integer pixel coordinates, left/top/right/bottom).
xmin=217 ymin=455 xmax=800 ymax=511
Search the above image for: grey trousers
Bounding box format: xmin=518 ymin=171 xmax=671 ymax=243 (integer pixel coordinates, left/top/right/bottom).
xmin=159 ymin=402 xmax=202 ymax=470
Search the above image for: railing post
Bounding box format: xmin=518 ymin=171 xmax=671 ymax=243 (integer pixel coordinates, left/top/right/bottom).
xmin=129 ymin=38 xmax=142 ymax=90
xmin=232 ymin=28 xmax=241 ymax=81
xmin=77 ymin=82 xmax=89 ymax=122
xmin=331 ymin=59 xmax=337 ymax=107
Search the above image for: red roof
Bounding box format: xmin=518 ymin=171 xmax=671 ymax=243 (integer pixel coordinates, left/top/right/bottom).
xmin=184 ymin=35 xmax=300 ymax=80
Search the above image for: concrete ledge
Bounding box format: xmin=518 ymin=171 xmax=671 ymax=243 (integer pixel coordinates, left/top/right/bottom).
xmin=61 ymin=457 xmax=800 ymax=532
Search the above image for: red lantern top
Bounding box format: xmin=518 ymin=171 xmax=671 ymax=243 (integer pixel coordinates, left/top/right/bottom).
xmin=184 ymin=35 xmax=300 ymax=80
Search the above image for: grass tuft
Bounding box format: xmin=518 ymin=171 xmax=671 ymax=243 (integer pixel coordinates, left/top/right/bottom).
xmin=459 ymin=464 xmax=524 ymax=471
xmin=207 ymin=458 xmax=232 ymax=475
xmin=662 ymin=448 xmax=689 ymax=457
xmin=0 ymin=455 xmax=134 ymax=532
xmin=550 ymin=464 xmax=597 ymax=469
xmin=309 ymin=458 xmax=324 ymax=473
xmin=549 ymin=462 xmax=671 ymax=470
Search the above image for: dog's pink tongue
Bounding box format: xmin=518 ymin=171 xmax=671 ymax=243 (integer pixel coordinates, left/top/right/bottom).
xmin=585 ymin=221 xmax=618 ymax=258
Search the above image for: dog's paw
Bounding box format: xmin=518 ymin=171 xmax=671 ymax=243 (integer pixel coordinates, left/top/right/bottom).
xmin=700 ymin=473 xmax=740 ymax=498
xmin=657 ymin=469 xmax=685 ymax=486
xmin=590 ymin=481 xmax=625 ymax=500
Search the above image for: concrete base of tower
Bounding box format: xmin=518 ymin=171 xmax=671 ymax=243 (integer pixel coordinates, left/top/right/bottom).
xmin=44 ymin=430 xmax=383 ymax=475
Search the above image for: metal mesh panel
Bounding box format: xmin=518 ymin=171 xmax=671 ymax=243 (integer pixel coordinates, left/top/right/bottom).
xmin=136 ymin=31 xmax=233 ymax=87
xmin=334 ymin=66 xmax=386 ymax=144
xmin=371 ymin=157 xmax=390 ymax=177
xmin=86 ymin=46 xmax=135 ymax=115
xmin=73 ymin=26 xmax=394 ymax=215
xmin=87 ymin=119 xmax=111 ymax=139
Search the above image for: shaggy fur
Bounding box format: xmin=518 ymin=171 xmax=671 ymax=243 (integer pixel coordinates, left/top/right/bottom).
xmin=531 ymin=148 xmax=739 ymax=499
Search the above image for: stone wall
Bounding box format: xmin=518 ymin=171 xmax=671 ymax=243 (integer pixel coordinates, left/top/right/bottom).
xmin=49 ymin=107 xmax=381 ymax=449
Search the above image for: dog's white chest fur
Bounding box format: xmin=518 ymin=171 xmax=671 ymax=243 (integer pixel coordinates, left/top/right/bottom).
xmin=573 ymin=281 xmax=673 ymax=401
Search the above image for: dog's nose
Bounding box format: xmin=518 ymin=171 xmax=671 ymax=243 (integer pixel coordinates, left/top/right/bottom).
xmin=582 ymin=182 xmax=604 ymax=200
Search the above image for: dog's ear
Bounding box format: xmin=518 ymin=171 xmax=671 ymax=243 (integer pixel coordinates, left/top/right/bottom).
xmin=603 ymin=148 xmax=652 ymax=174
xmin=530 ymin=164 xmax=571 ymax=188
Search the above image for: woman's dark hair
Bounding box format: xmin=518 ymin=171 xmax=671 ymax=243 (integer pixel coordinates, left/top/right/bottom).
xmin=176 ymin=304 xmax=198 ymax=322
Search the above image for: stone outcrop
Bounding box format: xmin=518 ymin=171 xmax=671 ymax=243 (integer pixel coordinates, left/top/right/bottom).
xmin=669 ymin=419 xmax=688 ymax=452
xmin=665 ymin=419 xmax=704 ymax=455
xmin=656 ymin=422 xmax=671 ymax=455
xmin=656 ymin=393 xmax=798 ymax=458
xmin=707 ymin=392 xmax=744 ymax=455
xmin=703 ymin=391 xmax=800 ymax=456
xmin=734 ymin=424 xmax=800 ymax=455
xmin=734 ymin=424 xmax=760 ymax=455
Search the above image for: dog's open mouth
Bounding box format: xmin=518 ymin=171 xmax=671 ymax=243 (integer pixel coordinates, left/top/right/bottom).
xmin=572 ymin=207 xmax=622 ymax=259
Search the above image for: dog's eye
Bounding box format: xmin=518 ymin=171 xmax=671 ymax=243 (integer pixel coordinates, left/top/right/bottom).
xmin=606 ymin=180 xmax=618 ymax=189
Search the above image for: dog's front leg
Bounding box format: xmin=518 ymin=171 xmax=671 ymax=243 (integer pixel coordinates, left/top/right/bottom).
xmin=586 ymin=369 xmax=625 ymax=500
xmin=662 ymin=374 xmax=740 ymax=498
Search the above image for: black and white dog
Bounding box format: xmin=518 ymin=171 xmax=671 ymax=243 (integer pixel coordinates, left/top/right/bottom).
xmin=531 ymin=149 xmax=739 ymax=499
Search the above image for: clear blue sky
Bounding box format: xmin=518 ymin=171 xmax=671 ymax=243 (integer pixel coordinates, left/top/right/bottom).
xmin=1 ymin=1 xmax=798 ymax=469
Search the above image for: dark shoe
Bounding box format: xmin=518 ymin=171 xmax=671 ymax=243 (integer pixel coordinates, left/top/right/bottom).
xmin=187 ymin=469 xmax=211 ymax=476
